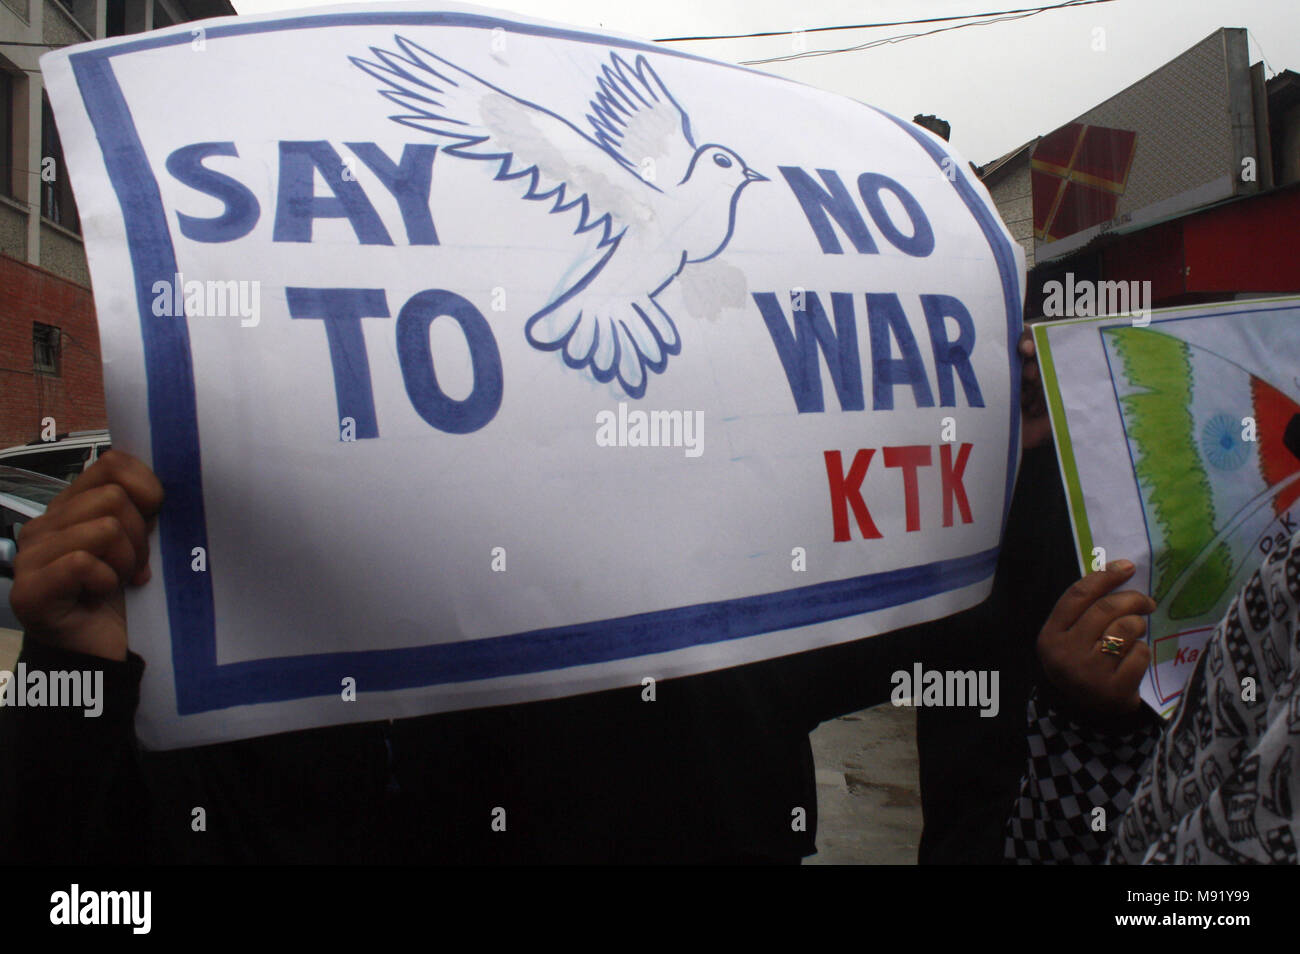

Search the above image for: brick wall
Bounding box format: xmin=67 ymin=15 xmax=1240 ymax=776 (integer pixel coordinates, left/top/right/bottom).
xmin=0 ymin=253 xmax=106 ymax=449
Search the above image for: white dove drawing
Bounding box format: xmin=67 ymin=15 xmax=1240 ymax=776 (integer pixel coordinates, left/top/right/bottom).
xmin=350 ymin=35 xmax=768 ymax=398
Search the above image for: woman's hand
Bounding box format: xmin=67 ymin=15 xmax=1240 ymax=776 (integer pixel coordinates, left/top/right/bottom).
xmin=1037 ymin=560 xmax=1157 ymax=719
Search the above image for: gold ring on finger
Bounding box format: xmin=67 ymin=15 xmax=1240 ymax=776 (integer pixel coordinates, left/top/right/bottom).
xmin=1098 ymin=634 xmax=1126 ymax=657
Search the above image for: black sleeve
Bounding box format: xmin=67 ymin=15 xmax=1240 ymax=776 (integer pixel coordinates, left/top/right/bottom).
xmin=0 ymin=639 xmax=151 ymax=864
xmin=915 ymin=443 xmax=1083 ymax=863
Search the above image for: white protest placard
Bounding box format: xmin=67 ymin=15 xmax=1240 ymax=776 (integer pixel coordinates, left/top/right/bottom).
xmin=42 ymin=2 xmax=1025 ymax=748
xmin=1034 ymin=297 xmax=1300 ymax=716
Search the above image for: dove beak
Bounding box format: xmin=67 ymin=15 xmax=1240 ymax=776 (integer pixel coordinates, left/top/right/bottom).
xmin=744 ymin=168 xmax=769 ymax=183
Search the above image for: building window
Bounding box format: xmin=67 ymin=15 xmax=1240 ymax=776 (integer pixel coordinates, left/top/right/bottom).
xmin=33 ymin=323 xmax=61 ymax=375
xmin=40 ymin=94 xmax=80 ymax=233
xmin=1 ymin=72 xmax=13 ymax=199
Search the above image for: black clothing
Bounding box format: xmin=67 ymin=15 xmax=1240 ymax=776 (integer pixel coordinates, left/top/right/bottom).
xmin=915 ymin=444 xmax=1079 ymax=864
xmin=2 ymin=624 xmax=930 ymax=864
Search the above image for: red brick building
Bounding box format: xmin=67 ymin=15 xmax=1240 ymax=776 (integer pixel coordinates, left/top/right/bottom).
xmin=0 ymin=254 xmax=104 ymax=447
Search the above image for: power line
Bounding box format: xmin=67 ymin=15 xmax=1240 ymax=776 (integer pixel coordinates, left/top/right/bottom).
xmin=655 ymin=0 xmax=1114 ymax=44
xmin=739 ymin=0 xmax=1114 ymax=66
xmin=5 ymin=3 xmax=1116 ymax=54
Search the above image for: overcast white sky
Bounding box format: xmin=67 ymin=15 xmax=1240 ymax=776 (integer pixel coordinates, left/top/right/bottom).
xmin=227 ymin=0 xmax=1299 ymax=166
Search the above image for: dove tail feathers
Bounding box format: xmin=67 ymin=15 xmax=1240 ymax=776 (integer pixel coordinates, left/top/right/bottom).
xmin=526 ymin=269 xmax=681 ymax=400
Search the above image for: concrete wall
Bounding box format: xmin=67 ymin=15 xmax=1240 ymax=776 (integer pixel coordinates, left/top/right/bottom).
xmin=38 ymin=220 xmax=88 ymax=286
xmin=0 ymin=199 xmax=26 ymax=260
xmin=41 ymin=0 xmax=90 ymax=45
xmin=985 ymin=161 xmax=1035 ymax=270
xmin=1 ymin=0 xmax=30 ymax=24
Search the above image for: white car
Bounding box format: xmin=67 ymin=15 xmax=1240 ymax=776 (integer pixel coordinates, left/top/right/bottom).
xmin=0 ymin=466 xmax=70 ymax=631
xmin=0 ymin=430 xmax=111 ymax=483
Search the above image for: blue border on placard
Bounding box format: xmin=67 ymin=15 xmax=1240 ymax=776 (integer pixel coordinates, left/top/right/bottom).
xmin=66 ymin=10 xmax=1022 ymax=714
xmin=875 ymin=110 xmax=1023 ymax=530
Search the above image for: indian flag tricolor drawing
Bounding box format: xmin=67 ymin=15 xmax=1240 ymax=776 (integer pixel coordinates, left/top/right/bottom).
xmin=1104 ymin=326 xmax=1300 ymax=619
xmin=1103 ymin=325 xmax=1300 ymax=708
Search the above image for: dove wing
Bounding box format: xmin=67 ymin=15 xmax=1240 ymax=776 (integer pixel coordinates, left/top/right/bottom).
xmin=351 ymin=36 xmax=657 ymax=245
xmin=585 ymin=53 xmax=697 ymax=186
